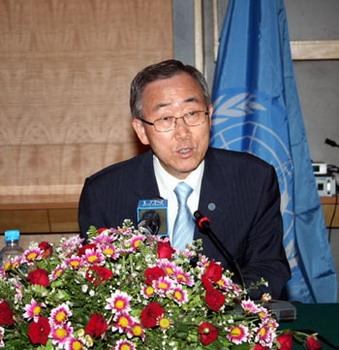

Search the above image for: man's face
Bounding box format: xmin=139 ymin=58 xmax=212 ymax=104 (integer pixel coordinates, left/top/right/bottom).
xmin=132 ymin=73 xmax=212 ymax=179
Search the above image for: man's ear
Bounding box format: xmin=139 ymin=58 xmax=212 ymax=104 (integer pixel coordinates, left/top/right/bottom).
xmin=207 ymin=104 xmax=213 ymax=124
xmin=132 ymin=117 xmax=150 ymax=145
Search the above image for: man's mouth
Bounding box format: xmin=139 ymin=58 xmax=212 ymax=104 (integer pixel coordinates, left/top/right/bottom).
xmin=176 ymin=147 xmax=194 ymax=157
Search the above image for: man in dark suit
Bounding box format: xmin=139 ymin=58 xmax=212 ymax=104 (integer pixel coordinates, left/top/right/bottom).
xmin=79 ymin=59 xmax=290 ymax=299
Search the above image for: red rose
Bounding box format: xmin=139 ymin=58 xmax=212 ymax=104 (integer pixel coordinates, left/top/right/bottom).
xmin=198 ymin=322 xmax=219 ymax=345
xmin=27 ymin=268 xmax=50 ymax=287
xmin=203 ymin=261 xmax=223 ymax=282
xmin=205 ymin=288 xmax=225 ymax=312
xmin=305 ymin=336 xmax=322 ymax=350
xmin=157 ymin=241 xmax=175 ymax=259
xmin=85 ymin=266 xmax=113 ymax=286
xmin=144 ymin=266 xmax=166 ymax=285
xmin=78 ymin=243 xmax=97 ymax=256
xmin=38 ymin=241 xmax=53 ymax=258
xmin=201 ymin=274 xmax=214 ymax=291
xmin=277 ymin=333 xmax=293 ymax=350
xmin=27 ymin=316 xmax=51 ymax=345
xmin=141 ymin=302 xmax=165 ymax=328
xmin=97 ymin=228 xmax=109 ymax=233
xmin=85 ymin=313 xmax=108 ymax=338
xmin=0 ymin=300 xmax=15 ymax=326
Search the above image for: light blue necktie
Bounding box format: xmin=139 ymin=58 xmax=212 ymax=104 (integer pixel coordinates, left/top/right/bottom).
xmin=172 ymin=182 xmax=195 ymax=251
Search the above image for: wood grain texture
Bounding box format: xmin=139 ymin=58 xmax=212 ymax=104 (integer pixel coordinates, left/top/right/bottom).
xmin=0 ymin=209 xmax=50 ymax=233
xmin=0 ymin=0 xmax=173 ymax=206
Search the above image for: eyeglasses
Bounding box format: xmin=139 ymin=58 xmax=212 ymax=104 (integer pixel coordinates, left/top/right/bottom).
xmin=138 ymin=110 xmax=209 ymax=132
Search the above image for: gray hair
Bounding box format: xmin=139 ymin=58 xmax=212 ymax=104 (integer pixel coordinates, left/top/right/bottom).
xmin=130 ymin=59 xmax=211 ymax=118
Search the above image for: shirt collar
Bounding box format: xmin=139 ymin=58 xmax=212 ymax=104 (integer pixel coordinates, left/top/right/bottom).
xmin=153 ymin=155 xmax=205 ymax=193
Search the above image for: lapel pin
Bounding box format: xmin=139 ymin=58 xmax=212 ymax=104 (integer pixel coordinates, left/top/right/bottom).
xmin=208 ymin=202 xmax=216 ymax=211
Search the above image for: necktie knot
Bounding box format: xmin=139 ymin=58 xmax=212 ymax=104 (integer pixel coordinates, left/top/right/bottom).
xmin=174 ymin=182 xmax=193 ymax=206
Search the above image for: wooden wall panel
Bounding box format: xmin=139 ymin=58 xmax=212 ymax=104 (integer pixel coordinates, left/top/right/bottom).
xmin=0 ymin=209 xmax=50 ymax=233
xmin=0 ymin=0 xmax=173 ymax=206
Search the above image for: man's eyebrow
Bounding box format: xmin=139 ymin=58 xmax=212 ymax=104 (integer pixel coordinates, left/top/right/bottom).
xmin=152 ymin=96 xmax=202 ymax=112
xmin=153 ymin=102 xmax=171 ymax=111
xmin=183 ymin=96 xmax=200 ymax=103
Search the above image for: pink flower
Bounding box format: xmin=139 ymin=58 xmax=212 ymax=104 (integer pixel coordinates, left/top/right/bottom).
xmin=141 ymin=285 xmax=155 ymax=299
xmin=101 ymin=244 xmax=119 ymax=259
xmin=254 ymin=324 xmax=276 ymax=348
xmin=84 ymin=248 xmax=105 ymax=265
xmin=114 ymin=339 xmax=136 ymax=350
xmin=153 ymin=276 xmax=173 ymax=296
xmin=226 ymin=324 xmax=250 ymax=345
xmin=50 ymin=322 xmax=73 ymax=346
xmin=174 ymin=268 xmax=194 ymax=286
xmin=113 ymin=313 xmax=134 ymax=333
xmin=49 ymin=304 xmax=72 ymax=325
xmin=129 ymin=235 xmax=146 ymax=250
xmin=241 ymin=299 xmax=260 ymax=314
xmin=105 ymin=291 xmax=131 ymax=314
xmin=23 ymin=299 xmax=45 ymax=322
xmin=65 ymin=256 xmax=83 ymax=270
xmin=23 ymin=248 xmax=43 ymax=263
xmin=65 ymin=338 xmax=85 ymax=350
xmin=171 ymin=286 xmax=188 ymax=305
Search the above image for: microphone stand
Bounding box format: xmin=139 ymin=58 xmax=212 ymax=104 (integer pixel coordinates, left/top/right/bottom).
xmin=194 ymin=211 xmax=245 ymax=288
xmin=194 ymin=211 xmax=298 ymax=321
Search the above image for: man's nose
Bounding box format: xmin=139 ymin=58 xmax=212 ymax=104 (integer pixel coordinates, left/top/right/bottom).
xmin=174 ymin=117 xmax=190 ymax=137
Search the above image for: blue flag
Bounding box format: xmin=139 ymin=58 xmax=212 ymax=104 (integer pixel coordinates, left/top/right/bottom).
xmin=211 ymin=0 xmax=337 ymax=302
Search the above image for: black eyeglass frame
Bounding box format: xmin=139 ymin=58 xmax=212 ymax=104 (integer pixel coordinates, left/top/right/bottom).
xmin=137 ymin=110 xmax=209 ymax=132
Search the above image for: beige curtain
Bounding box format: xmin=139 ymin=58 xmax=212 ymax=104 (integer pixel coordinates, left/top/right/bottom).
xmin=0 ymin=0 xmax=173 ymax=202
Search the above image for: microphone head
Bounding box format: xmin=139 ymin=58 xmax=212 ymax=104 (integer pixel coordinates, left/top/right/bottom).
xmin=193 ymin=210 xmax=210 ymax=231
xmin=138 ymin=210 xmax=160 ymax=235
xmin=137 ymin=199 xmax=168 ymax=236
xmin=193 ymin=210 xmax=204 ymax=221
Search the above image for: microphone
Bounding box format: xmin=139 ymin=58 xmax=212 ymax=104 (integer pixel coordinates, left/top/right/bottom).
xmin=325 ymin=138 xmax=339 ymax=148
xmin=138 ymin=210 xmax=161 ymax=235
xmin=137 ymin=199 xmax=168 ymax=237
xmin=194 ymin=210 xmax=245 ymax=287
xmin=194 ymin=211 xmax=298 ymax=320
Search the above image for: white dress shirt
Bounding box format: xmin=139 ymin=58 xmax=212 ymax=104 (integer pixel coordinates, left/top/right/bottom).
xmin=153 ymin=155 xmax=204 ymax=243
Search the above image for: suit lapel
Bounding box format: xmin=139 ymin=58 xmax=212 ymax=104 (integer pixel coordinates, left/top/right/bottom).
xmin=195 ymin=148 xmax=233 ymax=240
xmin=134 ymin=151 xmax=160 ymax=199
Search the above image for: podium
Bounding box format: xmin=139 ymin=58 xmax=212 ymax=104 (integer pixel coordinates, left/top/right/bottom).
xmin=0 ymin=194 xmax=79 ymax=233
xmin=0 ymin=195 xmax=337 ymax=234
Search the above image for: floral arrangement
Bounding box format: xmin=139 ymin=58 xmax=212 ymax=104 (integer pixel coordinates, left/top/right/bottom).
xmin=0 ymin=220 xmax=322 ymax=350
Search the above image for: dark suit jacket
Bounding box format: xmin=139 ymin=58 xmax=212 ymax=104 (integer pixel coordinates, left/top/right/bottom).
xmin=79 ymin=147 xmax=290 ymax=299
